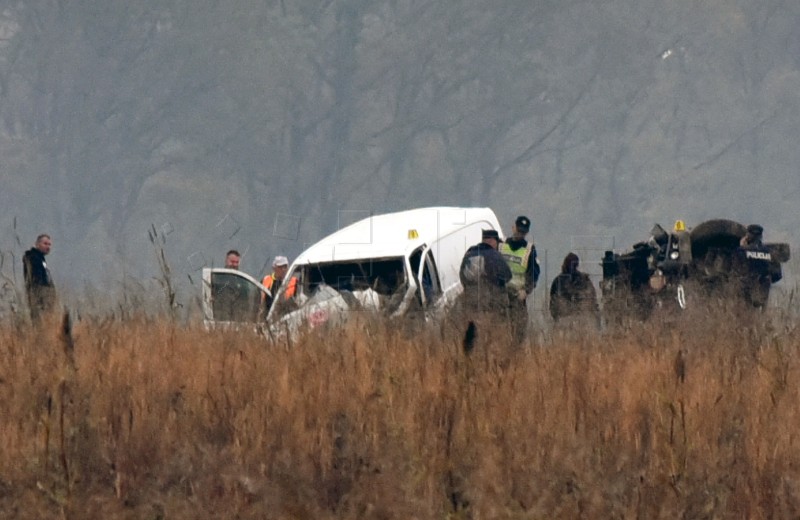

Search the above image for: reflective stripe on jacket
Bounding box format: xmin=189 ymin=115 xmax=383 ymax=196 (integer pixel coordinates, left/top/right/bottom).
xmin=262 ymin=274 xmax=298 ymax=299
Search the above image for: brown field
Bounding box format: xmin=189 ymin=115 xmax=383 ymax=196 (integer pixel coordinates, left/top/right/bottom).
xmin=2 ymin=307 xmax=800 ymax=519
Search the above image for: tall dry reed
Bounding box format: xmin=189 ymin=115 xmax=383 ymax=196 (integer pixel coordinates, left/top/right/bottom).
xmin=1 ymin=307 xmax=799 ymax=519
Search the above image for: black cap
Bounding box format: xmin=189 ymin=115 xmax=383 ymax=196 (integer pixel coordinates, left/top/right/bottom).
xmin=482 ymin=229 xmax=502 ymax=242
xmin=515 ymin=215 xmax=531 ymax=233
xmin=747 ymin=224 xmax=763 ymax=236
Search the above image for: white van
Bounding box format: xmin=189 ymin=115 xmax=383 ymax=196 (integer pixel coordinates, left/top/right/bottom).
xmin=202 ymin=206 xmax=503 ymax=334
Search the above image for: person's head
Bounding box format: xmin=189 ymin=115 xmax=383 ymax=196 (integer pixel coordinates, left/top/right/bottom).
xmin=562 ymin=252 xmax=580 ymax=274
xmin=512 ymin=216 xmax=530 ymax=238
xmin=481 ymin=229 xmax=502 ymax=250
xmin=35 ymin=234 xmax=52 ymax=255
xmin=272 ymin=255 xmax=289 ymax=280
xmin=225 ymin=250 xmax=241 ymax=269
xmin=745 ymin=224 xmax=764 ymax=244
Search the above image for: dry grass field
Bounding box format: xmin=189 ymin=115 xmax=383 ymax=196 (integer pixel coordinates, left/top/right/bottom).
xmin=1 ymin=305 xmax=800 ymax=519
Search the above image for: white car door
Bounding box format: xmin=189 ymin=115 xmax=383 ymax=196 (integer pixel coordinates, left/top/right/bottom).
xmin=201 ymin=268 xmax=271 ymax=327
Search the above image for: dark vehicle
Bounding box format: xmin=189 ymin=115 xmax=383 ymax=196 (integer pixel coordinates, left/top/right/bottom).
xmin=601 ymin=219 xmax=790 ymax=319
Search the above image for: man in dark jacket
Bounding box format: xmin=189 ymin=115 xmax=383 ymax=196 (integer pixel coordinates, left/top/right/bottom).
xmin=23 ymin=234 xmax=56 ymax=321
xmin=734 ymin=224 xmax=778 ymax=308
xmin=549 ymin=252 xmax=599 ymax=324
xmin=459 ymin=229 xmax=513 ymax=314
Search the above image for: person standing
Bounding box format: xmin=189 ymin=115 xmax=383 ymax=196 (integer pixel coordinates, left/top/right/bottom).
xmin=261 ymin=255 xmax=297 ymax=314
xmin=734 ymin=224 xmax=778 ymax=308
xmin=459 ymin=229 xmax=513 ymax=315
xmin=499 ymin=215 xmax=540 ymax=340
xmin=224 ymin=250 xmax=241 ymax=269
xmin=549 ymin=252 xmax=599 ymax=325
xmin=23 ymin=234 xmax=56 ymax=321
xmin=459 ymin=229 xmax=513 ymax=351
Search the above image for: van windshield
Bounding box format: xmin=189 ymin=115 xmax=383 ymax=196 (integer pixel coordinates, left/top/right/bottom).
xmin=271 ymin=257 xmax=408 ymax=317
xmin=304 ymin=257 xmax=406 ymax=294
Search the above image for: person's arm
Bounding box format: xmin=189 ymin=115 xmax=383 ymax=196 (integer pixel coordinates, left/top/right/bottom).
xmin=549 ymin=277 xmax=560 ymax=320
xmin=23 ymin=252 xmax=32 ymax=290
xmin=585 ymin=275 xmax=602 ymax=328
xmin=524 ymin=246 xmax=539 ymax=293
xmin=458 ymin=251 xmax=471 ymax=286
xmin=493 ymin=252 xmax=513 ymax=286
xmin=586 ymin=275 xmax=600 ymax=316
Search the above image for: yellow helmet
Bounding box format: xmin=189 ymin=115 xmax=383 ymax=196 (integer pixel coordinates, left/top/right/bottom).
xmin=673 ymin=220 xmax=686 ymax=232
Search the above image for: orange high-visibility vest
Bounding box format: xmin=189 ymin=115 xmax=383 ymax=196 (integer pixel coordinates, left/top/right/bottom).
xmin=262 ymin=274 xmax=297 ymax=300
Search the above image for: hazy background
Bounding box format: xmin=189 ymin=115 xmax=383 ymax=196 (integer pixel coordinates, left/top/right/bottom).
xmin=0 ymin=0 xmax=798 ymax=312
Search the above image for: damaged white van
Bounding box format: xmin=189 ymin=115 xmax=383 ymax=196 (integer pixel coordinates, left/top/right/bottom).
xmin=202 ymin=206 xmax=503 ymax=336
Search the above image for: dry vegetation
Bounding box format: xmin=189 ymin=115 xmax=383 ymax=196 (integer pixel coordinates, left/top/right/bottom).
xmin=2 ymin=305 xmax=800 ymax=519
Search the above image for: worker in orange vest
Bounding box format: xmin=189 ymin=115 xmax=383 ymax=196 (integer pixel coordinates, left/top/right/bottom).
xmin=261 ymin=255 xmax=297 ymax=314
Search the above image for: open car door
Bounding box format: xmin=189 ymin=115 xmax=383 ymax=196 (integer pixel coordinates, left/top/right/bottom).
xmin=409 ymin=245 xmax=444 ymax=318
xmin=202 ymin=268 xmax=271 ymax=328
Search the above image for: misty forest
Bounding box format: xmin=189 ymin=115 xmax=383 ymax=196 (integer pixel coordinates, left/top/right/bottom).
xmin=0 ymin=0 xmax=798 ymax=308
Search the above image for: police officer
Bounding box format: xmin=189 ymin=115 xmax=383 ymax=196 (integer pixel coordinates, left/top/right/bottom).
xmin=735 ymin=224 xmax=776 ymax=308
xmin=459 ymin=229 xmax=512 ymax=314
xmin=499 ymin=216 xmax=540 ymax=340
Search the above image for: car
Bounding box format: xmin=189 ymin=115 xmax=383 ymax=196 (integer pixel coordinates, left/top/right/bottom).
xmin=202 ymin=206 xmax=504 ymax=337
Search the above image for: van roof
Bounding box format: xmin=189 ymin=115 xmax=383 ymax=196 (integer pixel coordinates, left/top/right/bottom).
xmin=293 ymin=206 xmax=502 ymax=265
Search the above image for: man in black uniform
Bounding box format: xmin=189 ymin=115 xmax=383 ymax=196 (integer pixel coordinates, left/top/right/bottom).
xmin=459 ymin=229 xmax=513 ymax=315
xmin=459 ymin=229 xmax=513 ymax=350
xmin=23 ymin=234 xmax=56 ymax=321
xmin=735 ymin=224 xmax=779 ymax=308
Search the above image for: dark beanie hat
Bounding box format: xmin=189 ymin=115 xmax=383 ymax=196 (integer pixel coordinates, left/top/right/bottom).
xmin=747 ymin=224 xmax=763 ymax=236
xmin=482 ymin=229 xmax=502 ymax=242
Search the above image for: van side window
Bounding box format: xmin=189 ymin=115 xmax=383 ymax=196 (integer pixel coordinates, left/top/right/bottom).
xmin=409 ymin=248 xmax=423 ymax=278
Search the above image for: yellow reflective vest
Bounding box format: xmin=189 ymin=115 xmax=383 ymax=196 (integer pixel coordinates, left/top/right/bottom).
xmin=499 ymin=243 xmax=532 ymax=291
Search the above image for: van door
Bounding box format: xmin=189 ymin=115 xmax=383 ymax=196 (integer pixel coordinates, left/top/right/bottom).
xmin=414 ymin=246 xmax=442 ymax=308
xmin=429 ymin=221 xmax=487 ymax=302
xmin=202 ymin=268 xmax=271 ymax=325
